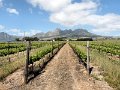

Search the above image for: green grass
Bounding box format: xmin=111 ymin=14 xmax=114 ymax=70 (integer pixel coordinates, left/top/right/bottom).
xmin=0 ymin=41 xmax=65 ymax=81
xmin=70 ymin=42 xmax=120 ymax=90
xmin=84 ymin=46 xmax=120 ymax=90
xmin=0 ymin=48 xmax=39 ymax=80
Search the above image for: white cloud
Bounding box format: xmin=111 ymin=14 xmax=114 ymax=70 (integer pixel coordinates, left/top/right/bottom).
xmin=0 ymin=25 xmax=5 ymax=30
xmin=9 ymin=29 xmax=22 ymax=36
xmin=10 ymin=29 xmax=21 ymax=33
xmin=9 ymin=28 xmax=41 ymax=36
xmin=6 ymin=8 xmax=19 ymax=15
xmin=50 ymin=1 xmax=98 ymax=26
xmin=27 ymin=0 xmax=71 ymax=12
xmin=0 ymin=0 xmax=3 ymax=8
xmin=86 ymin=14 xmax=120 ymax=34
xmin=21 ymin=29 xmax=41 ymax=36
xmin=29 ymin=29 xmax=41 ymax=35
xmin=27 ymin=0 xmax=120 ymax=35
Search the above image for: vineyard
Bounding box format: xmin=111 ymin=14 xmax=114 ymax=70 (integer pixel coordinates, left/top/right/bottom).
xmin=0 ymin=41 xmax=54 ymax=56
xmin=69 ymin=40 xmax=120 ymax=90
xmin=0 ymin=40 xmax=119 ymax=90
xmin=70 ymin=40 xmax=120 ymax=57
xmin=0 ymin=41 xmax=65 ymax=80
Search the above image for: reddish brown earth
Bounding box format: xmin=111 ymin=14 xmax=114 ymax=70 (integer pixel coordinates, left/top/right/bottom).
xmin=0 ymin=43 xmax=113 ymax=90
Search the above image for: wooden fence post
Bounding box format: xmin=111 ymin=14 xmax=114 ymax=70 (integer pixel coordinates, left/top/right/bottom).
xmin=16 ymin=42 xmax=19 ymax=58
xmin=87 ymin=41 xmax=90 ymax=75
xmin=7 ymin=41 xmax=10 ymax=62
xmin=24 ymin=41 xmax=30 ymax=84
xmin=52 ymin=40 xmax=53 ymax=55
xmin=58 ymin=40 xmax=59 ymax=50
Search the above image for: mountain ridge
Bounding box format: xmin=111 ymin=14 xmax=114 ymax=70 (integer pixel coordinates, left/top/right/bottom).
xmin=33 ymin=28 xmax=99 ymax=39
xmin=0 ymin=28 xmax=100 ymax=41
xmin=0 ymin=32 xmax=18 ymax=42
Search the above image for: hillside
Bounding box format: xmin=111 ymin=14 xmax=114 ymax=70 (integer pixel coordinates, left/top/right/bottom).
xmin=0 ymin=32 xmax=17 ymax=42
xmin=0 ymin=28 xmax=100 ymax=41
xmin=33 ymin=28 xmax=99 ymax=39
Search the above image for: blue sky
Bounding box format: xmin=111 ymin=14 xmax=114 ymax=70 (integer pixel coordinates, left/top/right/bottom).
xmin=0 ymin=0 xmax=120 ymax=36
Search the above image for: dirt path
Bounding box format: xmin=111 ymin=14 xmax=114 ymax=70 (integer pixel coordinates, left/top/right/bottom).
xmin=0 ymin=43 xmax=113 ymax=90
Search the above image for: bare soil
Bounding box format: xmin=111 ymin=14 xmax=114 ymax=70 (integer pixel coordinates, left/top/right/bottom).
xmin=0 ymin=43 xmax=113 ymax=90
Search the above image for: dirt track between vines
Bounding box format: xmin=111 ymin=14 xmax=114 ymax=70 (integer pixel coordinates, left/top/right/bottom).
xmin=0 ymin=43 xmax=113 ymax=90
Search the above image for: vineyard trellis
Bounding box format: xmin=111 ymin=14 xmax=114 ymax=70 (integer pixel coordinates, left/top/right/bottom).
xmin=70 ymin=41 xmax=91 ymax=75
xmin=69 ymin=40 xmax=120 ymax=89
xmin=70 ymin=40 xmax=120 ymax=60
xmin=24 ymin=40 xmax=65 ymax=83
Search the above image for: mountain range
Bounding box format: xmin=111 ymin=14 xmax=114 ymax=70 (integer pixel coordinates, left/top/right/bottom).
xmin=33 ymin=28 xmax=99 ymax=40
xmin=0 ymin=28 xmax=99 ymax=41
xmin=0 ymin=32 xmax=17 ymax=42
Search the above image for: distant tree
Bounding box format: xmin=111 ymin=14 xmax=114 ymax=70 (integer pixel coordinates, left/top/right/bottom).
xmin=68 ymin=39 xmax=72 ymax=41
xmin=22 ymin=37 xmax=30 ymax=41
xmin=54 ymin=37 xmax=65 ymax=41
xmin=117 ymin=38 xmax=120 ymax=40
xmin=22 ymin=37 xmax=39 ymax=41
xmin=33 ymin=37 xmax=39 ymax=41
xmin=76 ymin=38 xmax=93 ymax=41
xmin=15 ymin=38 xmax=20 ymax=41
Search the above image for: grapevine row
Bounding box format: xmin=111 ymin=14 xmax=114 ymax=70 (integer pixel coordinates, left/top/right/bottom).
xmin=0 ymin=41 xmax=53 ymax=56
xmin=70 ymin=40 xmax=120 ymax=56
